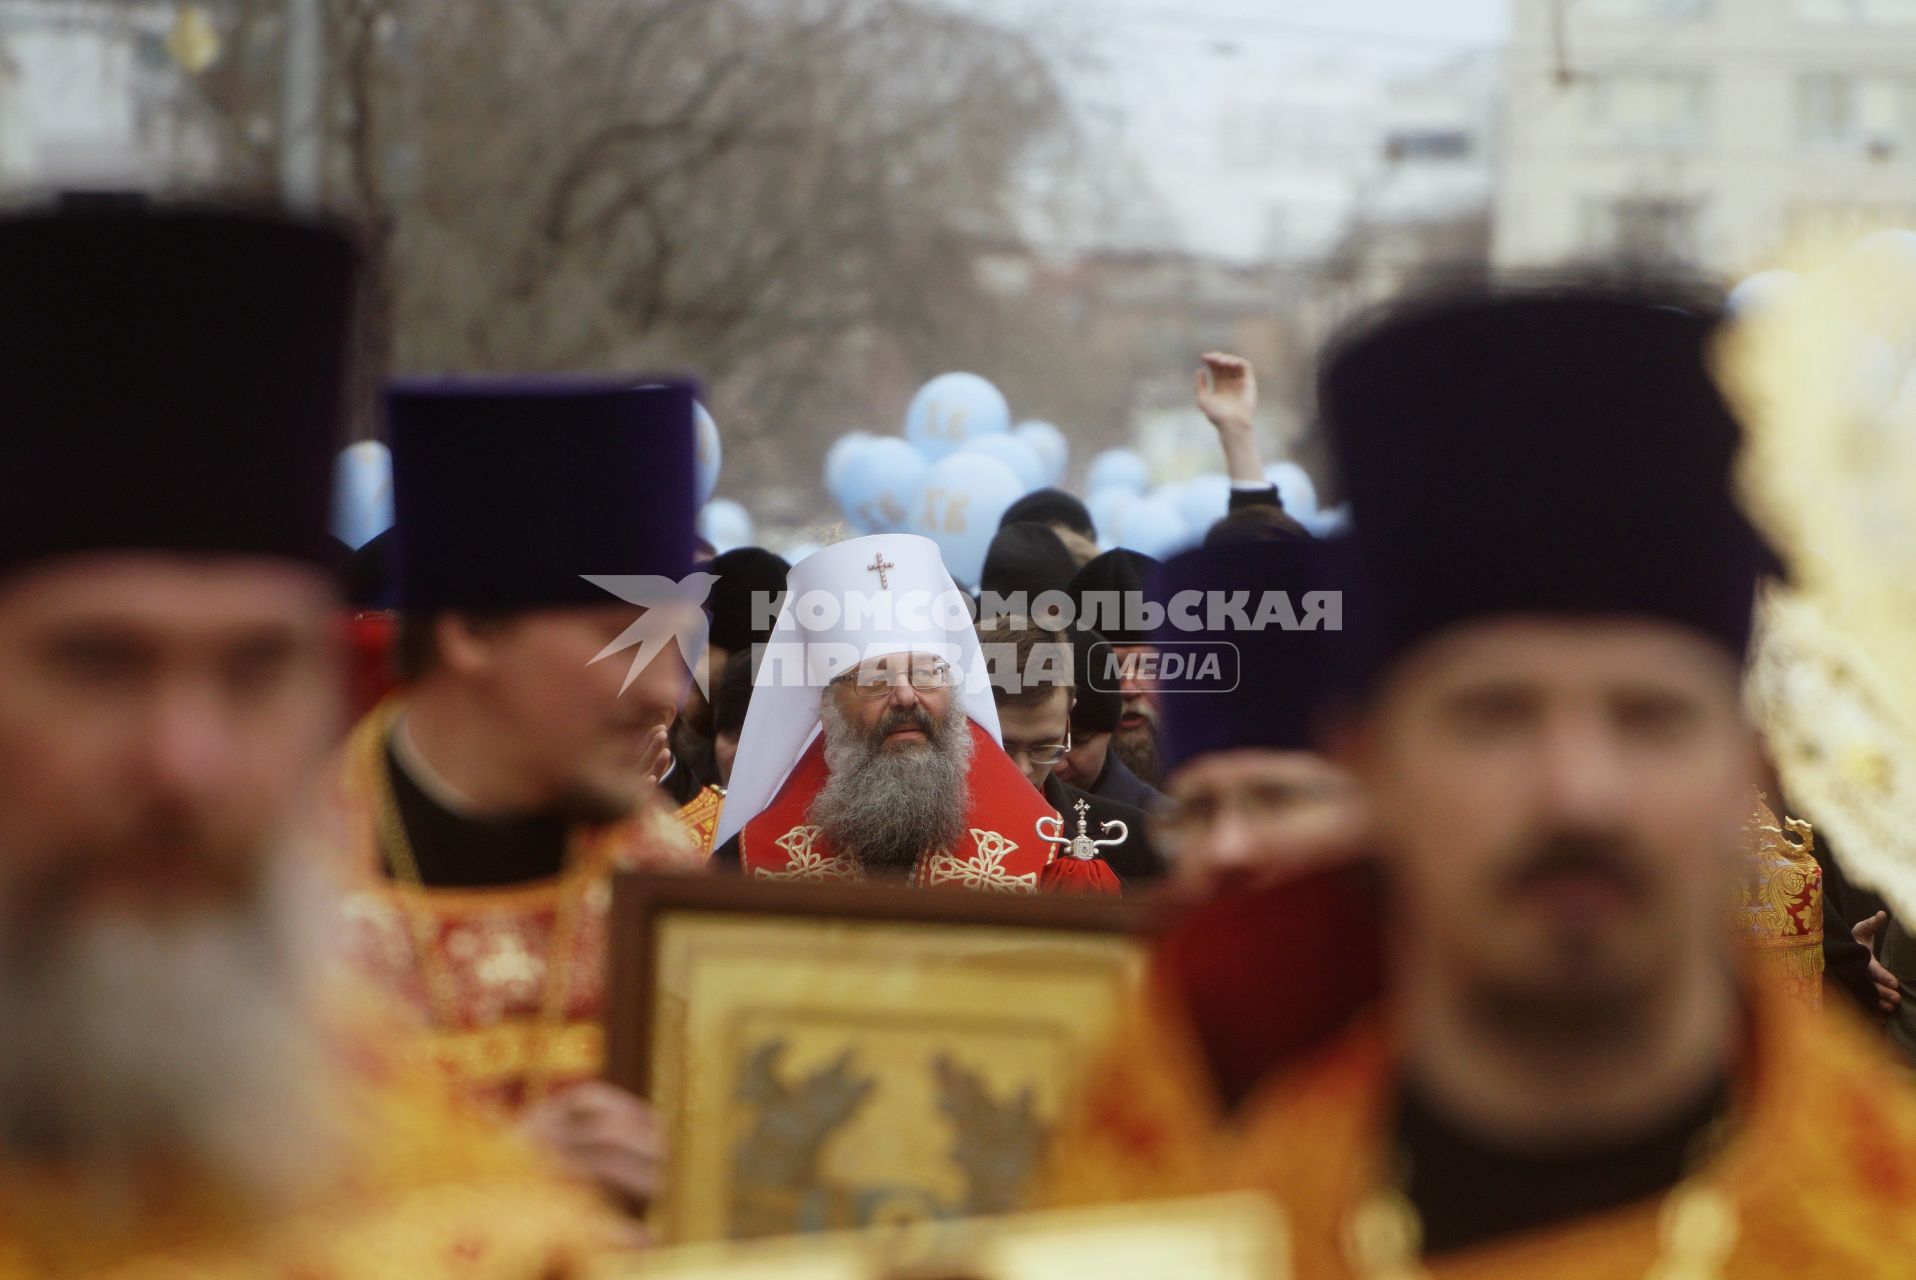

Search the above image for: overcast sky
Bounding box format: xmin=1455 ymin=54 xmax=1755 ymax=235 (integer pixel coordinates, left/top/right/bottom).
xmin=949 ymin=0 xmax=1510 ymax=257
xmin=960 ymin=0 xmax=1507 ymax=77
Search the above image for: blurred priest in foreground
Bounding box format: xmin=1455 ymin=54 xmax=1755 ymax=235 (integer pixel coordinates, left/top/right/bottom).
xmin=331 ymin=380 xmax=706 ymax=1213
xmin=1047 ymin=288 xmax=1916 ymax=1273
xmin=0 ymin=202 xmax=598 ymax=1276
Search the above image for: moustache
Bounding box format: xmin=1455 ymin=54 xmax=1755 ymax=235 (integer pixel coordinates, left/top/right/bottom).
xmin=1495 ymin=829 xmax=1651 ymax=904
xmin=870 ymin=705 xmax=939 ymax=748
xmin=9 ymin=820 xmax=256 ymax=928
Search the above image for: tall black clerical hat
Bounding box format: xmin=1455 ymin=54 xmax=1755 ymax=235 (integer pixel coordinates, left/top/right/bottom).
xmin=1321 ymin=287 xmax=1774 ymax=672
xmin=1068 ymin=547 xmax=1160 ymax=645
xmin=0 ymin=202 xmax=357 ymax=572
xmin=981 ymin=521 xmax=1079 ymax=604
xmin=388 ymin=379 xmax=697 ymax=612
xmin=1149 ymin=537 xmax=1352 ymax=774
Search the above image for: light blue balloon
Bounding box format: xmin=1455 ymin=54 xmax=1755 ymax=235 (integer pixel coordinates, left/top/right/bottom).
xmin=1086 ymin=448 xmax=1149 ymax=496
xmin=1264 ymin=461 xmax=1318 ymax=517
xmin=958 ymin=433 xmax=1045 ymax=492
xmin=1116 ymin=492 xmax=1190 ymax=559
xmin=1086 ymin=486 xmax=1138 ymax=548
xmin=331 ymin=440 xmax=393 ymax=550
xmin=1302 ymin=504 xmax=1350 ymax=537
xmin=698 ymin=498 xmax=754 ymax=553
xmin=1173 ymin=474 xmax=1231 ymax=533
xmin=1014 ymin=420 xmax=1069 ymax=486
xmin=907 ymin=452 xmax=1025 ymax=586
xmin=823 ymin=431 xmax=873 ymax=502
xmin=839 ymin=437 xmax=928 ymax=534
xmin=903 ymin=372 xmax=1011 ymax=462
xmin=693 ymin=401 xmax=722 ymax=506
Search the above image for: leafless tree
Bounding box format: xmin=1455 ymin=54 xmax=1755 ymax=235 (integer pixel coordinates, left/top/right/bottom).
xmin=161 ymin=0 xmax=1079 ymax=499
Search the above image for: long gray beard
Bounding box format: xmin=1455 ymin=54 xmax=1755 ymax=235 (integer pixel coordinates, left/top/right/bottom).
xmin=810 ymin=697 xmax=974 ymax=876
xmin=0 ymin=844 xmax=342 ymax=1213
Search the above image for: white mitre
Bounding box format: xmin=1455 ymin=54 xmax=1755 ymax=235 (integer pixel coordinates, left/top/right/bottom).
xmin=712 ymin=533 xmax=1002 ymax=849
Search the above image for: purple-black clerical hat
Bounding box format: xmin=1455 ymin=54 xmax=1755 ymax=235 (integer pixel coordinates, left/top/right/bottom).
xmin=1148 ymin=537 xmax=1353 ymax=775
xmin=1321 ymin=286 xmax=1776 ymax=675
xmin=386 ymin=378 xmax=697 ymax=611
xmin=0 ymin=201 xmax=357 ymax=573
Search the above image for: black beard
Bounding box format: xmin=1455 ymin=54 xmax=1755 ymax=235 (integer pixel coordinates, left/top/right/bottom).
xmin=1111 ymin=721 xmax=1161 ymax=788
xmin=810 ymin=700 xmax=974 ymax=876
xmin=1465 ymin=827 xmax=1661 ymax=1053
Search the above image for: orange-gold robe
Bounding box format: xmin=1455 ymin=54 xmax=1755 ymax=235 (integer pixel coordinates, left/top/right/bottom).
xmin=1046 ymin=872 xmax=1916 ymax=1275
xmin=676 ymin=783 xmax=725 ymax=860
xmin=331 ymin=698 xmax=702 ymax=1116
xmin=0 ymin=1001 xmax=605 ymax=1278
xmin=1741 ymin=792 xmax=1823 ymax=1008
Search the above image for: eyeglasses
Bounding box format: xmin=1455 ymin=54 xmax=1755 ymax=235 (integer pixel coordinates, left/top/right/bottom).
xmin=843 ymin=657 xmax=957 ymax=699
xmin=1004 ymin=729 xmax=1072 ymax=767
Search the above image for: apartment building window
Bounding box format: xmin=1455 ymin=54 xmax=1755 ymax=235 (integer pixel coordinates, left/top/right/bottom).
xmin=1581 ymin=196 xmax=1701 ymax=263
xmin=1384 ymin=129 xmax=1473 ymax=162
xmin=1583 ymin=0 xmax=1712 ymax=18
xmin=1798 ymin=0 xmax=1916 ymax=23
xmin=1584 ymin=72 xmax=1711 ymax=147
xmin=1799 ymin=73 xmax=1915 ymax=151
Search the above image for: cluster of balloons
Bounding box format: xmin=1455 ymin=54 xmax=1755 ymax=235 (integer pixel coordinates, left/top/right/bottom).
xmin=825 ymin=372 xmax=1348 ymax=580
xmin=333 ymin=380 xmax=1347 ymax=580
xmin=825 ymin=372 xmax=1072 ymax=583
xmin=1080 ymin=451 xmax=1345 ymax=558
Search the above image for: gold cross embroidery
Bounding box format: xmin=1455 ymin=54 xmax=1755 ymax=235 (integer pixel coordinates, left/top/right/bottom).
xmin=758 ymin=825 xmax=857 ymax=882
xmin=868 ymin=554 xmax=895 ymax=589
xmin=925 ymin=829 xmax=1039 ymax=893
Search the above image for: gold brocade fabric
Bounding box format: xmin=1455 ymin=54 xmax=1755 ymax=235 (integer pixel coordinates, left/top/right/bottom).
xmin=1045 ymin=979 xmax=1916 ymax=1276
xmin=1740 ymin=793 xmax=1824 ymax=1009
xmin=1723 ymin=239 xmax=1916 ymax=923
xmin=331 ymin=699 xmax=702 ymax=1116
xmin=0 ymin=1006 xmax=605 ymax=1278
xmin=675 ymin=785 xmax=724 ymax=860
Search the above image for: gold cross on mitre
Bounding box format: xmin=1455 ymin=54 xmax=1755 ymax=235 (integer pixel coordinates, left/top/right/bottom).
xmin=867 ymin=552 xmax=896 ymax=589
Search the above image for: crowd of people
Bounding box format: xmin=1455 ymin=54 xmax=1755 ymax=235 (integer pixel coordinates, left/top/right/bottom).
xmin=6 ymin=195 xmax=1916 ymax=1277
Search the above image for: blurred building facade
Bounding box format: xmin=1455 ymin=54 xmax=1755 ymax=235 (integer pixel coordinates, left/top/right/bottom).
xmin=0 ymin=0 xmax=202 ymax=189
xmin=1137 ymin=51 xmax=1500 ymax=273
xmin=1496 ymin=0 xmax=1916 ymax=278
xmin=991 ymin=41 xmax=1501 ymax=486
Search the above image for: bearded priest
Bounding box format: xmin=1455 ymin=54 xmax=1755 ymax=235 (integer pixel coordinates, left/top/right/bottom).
xmin=711 ymin=536 xmax=1116 ymax=893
